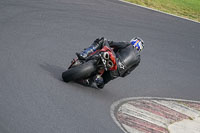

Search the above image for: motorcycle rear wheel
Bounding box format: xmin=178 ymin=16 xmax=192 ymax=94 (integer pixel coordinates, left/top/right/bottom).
xmin=62 ymin=60 xmax=97 ymax=82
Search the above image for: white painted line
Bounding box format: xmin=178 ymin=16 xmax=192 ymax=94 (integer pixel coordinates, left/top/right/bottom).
xmin=119 ymin=0 xmax=200 ymax=24
xmin=121 ymin=103 xmax=170 ymax=127
xmin=122 ymin=124 xmax=141 ymax=133
xmin=153 ymin=100 xmax=200 ymax=118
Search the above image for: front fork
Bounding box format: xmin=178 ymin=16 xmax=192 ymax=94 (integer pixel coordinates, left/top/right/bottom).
xmin=68 ymin=58 xmax=80 ymax=69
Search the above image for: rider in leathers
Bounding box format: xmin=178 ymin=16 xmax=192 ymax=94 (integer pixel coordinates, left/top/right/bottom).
xmin=76 ymin=37 xmax=144 ymax=88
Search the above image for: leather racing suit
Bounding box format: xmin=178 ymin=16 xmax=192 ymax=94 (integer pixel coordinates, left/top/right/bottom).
xmin=78 ymin=38 xmax=141 ymax=88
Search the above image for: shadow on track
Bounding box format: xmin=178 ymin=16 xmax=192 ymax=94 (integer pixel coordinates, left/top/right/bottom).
xmin=39 ymin=63 xmax=65 ymax=81
xmin=39 ymin=63 xmax=117 ymax=99
xmin=39 ymin=63 xmax=98 ymax=89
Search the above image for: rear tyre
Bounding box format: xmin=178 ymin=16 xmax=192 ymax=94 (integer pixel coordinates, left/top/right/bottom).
xmin=62 ymin=60 xmax=97 ymax=82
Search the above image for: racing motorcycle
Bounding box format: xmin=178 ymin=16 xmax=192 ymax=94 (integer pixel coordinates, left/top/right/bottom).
xmin=62 ymin=45 xmax=117 ymax=85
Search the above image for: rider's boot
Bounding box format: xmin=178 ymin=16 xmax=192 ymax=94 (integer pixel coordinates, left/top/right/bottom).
xmin=78 ymin=78 xmax=92 ymax=86
xmin=94 ymin=75 xmax=104 ymax=89
xmin=76 ymin=38 xmax=104 ymax=60
xmin=79 ymin=75 xmax=104 ymax=88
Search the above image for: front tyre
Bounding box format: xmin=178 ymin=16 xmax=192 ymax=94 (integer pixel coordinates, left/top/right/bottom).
xmin=62 ymin=60 xmax=97 ymax=82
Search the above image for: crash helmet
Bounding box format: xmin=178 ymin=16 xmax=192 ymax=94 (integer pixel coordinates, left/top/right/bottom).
xmin=130 ymin=37 xmax=144 ymax=52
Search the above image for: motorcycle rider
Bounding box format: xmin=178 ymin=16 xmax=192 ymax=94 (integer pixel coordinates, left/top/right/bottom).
xmin=76 ymin=37 xmax=144 ymax=89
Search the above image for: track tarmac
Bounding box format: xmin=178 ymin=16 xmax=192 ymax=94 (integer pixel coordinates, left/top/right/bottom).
xmin=0 ymin=0 xmax=200 ymax=133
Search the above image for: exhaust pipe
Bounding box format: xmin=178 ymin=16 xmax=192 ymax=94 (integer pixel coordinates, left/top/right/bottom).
xmin=103 ymin=52 xmax=109 ymax=60
xmin=107 ymin=60 xmax=114 ymax=69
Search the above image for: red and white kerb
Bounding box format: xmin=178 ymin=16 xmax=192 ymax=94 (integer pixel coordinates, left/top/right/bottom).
xmin=111 ymin=97 xmax=200 ymax=133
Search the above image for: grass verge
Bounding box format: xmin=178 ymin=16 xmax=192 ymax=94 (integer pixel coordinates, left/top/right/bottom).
xmin=124 ymin=0 xmax=200 ymax=22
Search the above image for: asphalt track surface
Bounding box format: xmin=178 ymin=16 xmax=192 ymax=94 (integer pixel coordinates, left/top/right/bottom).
xmin=0 ymin=0 xmax=200 ymax=133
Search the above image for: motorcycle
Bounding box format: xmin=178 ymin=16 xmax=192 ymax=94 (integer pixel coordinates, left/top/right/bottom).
xmin=62 ymin=45 xmax=117 ymax=86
